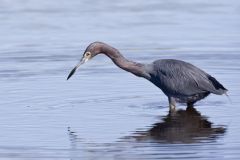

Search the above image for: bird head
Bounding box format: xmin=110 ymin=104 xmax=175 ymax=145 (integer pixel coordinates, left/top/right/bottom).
xmin=67 ymin=42 xmax=103 ymax=80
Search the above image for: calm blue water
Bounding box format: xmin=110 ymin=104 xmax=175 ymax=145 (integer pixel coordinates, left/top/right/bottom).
xmin=0 ymin=0 xmax=240 ymax=159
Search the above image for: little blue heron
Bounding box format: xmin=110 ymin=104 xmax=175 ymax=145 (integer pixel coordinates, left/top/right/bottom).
xmin=67 ymin=42 xmax=228 ymax=111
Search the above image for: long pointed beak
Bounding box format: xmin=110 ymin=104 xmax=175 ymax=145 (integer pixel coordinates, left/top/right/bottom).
xmin=67 ymin=57 xmax=88 ymax=80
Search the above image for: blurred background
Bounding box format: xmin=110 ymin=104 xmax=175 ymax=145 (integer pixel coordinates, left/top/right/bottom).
xmin=0 ymin=0 xmax=240 ymax=159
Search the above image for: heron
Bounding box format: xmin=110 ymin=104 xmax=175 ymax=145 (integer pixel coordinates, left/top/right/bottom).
xmin=67 ymin=42 xmax=228 ymax=111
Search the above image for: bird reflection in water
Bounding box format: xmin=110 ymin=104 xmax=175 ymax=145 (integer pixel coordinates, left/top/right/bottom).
xmin=129 ymin=106 xmax=226 ymax=143
xmin=67 ymin=107 xmax=226 ymax=146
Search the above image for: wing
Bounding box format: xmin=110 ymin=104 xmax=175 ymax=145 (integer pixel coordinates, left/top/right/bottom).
xmin=149 ymin=59 xmax=226 ymax=96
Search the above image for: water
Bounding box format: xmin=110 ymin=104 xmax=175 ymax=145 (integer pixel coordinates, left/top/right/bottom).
xmin=0 ymin=0 xmax=240 ymax=159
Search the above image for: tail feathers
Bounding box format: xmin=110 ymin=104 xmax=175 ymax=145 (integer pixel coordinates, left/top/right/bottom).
xmin=208 ymin=76 xmax=228 ymax=95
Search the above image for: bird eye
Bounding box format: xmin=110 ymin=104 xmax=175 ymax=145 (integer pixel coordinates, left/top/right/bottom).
xmin=85 ymin=52 xmax=91 ymax=57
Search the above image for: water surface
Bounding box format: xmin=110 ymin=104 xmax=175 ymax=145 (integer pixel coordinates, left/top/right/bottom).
xmin=0 ymin=0 xmax=240 ymax=159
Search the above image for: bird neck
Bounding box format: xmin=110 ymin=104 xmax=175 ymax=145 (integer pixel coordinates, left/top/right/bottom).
xmin=100 ymin=44 xmax=150 ymax=79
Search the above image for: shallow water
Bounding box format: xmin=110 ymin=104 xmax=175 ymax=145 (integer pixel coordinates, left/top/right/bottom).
xmin=0 ymin=0 xmax=240 ymax=159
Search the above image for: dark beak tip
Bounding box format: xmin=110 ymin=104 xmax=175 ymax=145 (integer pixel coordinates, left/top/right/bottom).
xmin=66 ymin=75 xmax=71 ymax=80
xmin=67 ymin=67 xmax=77 ymax=81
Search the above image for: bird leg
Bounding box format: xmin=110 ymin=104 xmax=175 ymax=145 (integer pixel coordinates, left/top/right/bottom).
xmin=187 ymin=102 xmax=194 ymax=108
xmin=168 ymin=97 xmax=176 ymax=112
